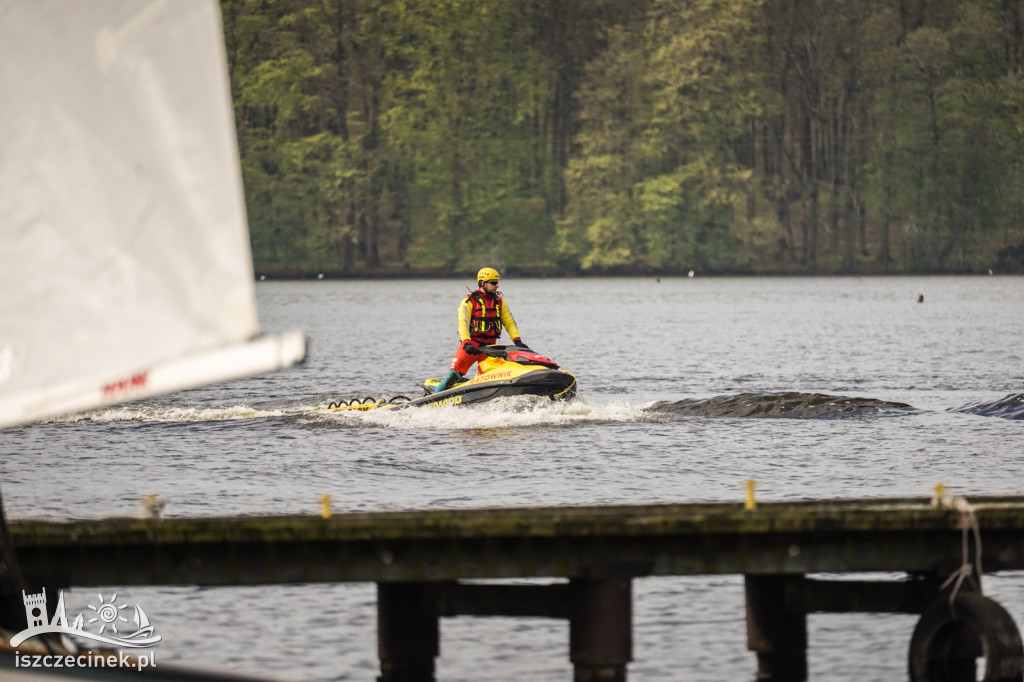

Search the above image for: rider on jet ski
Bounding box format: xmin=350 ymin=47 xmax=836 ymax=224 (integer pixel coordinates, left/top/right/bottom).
xmin=433 ymin=267 xmax=528 ymax=393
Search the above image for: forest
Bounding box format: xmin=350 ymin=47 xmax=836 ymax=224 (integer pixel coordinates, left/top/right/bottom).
xmin=221 ymin=0 xmax=1024 ymax=275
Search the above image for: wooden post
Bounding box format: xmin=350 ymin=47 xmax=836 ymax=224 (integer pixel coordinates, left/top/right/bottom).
xmin=569 ymin=578 xmax=632 ymax=682
xmin=745 ymin=574 xmax=807 ymax=682
xmin=377 ymin=582 xmax=438 ymax=682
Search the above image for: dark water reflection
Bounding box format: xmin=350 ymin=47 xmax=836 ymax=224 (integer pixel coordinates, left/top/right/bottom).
xmin=647 ymin=391 xmax=915 ymax=419
xmin=953 ymin=393 xmax=1024 ymax=420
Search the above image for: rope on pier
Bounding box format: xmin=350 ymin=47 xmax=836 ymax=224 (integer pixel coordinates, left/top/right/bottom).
xmin=935 ymin=493 xmax=984 ymax=616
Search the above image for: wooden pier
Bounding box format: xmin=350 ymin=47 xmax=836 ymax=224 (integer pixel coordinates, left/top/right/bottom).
xmin=5 ymin=495 xmax=1024 ymax=681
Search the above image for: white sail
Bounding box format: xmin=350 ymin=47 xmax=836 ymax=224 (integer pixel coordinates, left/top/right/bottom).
xmin=134 ymin=605 xmax=150 ymax=630
xmin=0 ymin=0 xmax=305 ymax=429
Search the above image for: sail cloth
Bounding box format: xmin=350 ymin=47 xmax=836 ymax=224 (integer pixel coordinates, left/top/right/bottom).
xmin=0 ymin=0 xmax=306 ymax=429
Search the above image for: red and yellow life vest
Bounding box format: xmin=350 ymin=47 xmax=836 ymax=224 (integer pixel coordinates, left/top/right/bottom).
xmin=467 ymin=290 xmax=503 ymax=340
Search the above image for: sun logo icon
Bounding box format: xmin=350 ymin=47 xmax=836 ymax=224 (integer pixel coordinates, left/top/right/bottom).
xmin=86 ymin=593 xmax=130 ymax=634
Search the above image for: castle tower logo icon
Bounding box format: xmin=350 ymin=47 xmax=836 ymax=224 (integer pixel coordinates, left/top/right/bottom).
xmin=24 ymin=589 xmax=47 ymax=628
xmin=10 ymin=588 xmax=162 ymax=649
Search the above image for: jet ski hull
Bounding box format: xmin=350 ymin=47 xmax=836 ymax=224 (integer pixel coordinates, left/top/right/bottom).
xmin=396 ymin=367 xmax=576 ymax=410
xmin=325 ymin=345 xmax=575 ymax=412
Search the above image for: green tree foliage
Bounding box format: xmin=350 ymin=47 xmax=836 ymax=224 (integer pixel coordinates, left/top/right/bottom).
xmin=223 ymin=0 xmax=1024 ymax=275
xmin=373 ymin=0 xmax=558 ymax=271
xmin=558 ymin=0 xmax=769 ymax=272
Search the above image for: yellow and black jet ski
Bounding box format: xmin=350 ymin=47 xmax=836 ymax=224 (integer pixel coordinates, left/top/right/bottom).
xmin=326 ymin=345 xmax=576 ymax=412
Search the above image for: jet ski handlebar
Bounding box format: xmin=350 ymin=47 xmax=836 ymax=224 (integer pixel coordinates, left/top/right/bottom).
xmin=478 ymin=345 xmax=513 ymax=357
xmin=479 ymin=344 xmax=559 ymax=369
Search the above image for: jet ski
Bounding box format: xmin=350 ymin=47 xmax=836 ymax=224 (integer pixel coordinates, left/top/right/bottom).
xmin=326 ymin=345 xmax=576 ymax=412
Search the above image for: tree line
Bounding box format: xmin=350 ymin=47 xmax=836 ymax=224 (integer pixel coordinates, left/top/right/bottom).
xmin=222 ymin=0 xmax=1024 ymax=275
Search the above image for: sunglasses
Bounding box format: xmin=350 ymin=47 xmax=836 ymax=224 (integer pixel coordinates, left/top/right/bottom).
xmin=484 ymin=280 xmax=499 ymax=285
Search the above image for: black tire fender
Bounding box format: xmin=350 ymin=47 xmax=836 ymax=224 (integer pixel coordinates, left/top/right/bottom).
xmin=909 ymin=592 xmax=1024 ymax=682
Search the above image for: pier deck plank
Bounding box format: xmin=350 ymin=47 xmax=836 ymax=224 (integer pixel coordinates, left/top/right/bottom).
xmin=7 ymin=496 xmax=1023 ymax=587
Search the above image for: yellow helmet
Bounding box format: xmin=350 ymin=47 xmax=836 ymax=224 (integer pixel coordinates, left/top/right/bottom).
xmin=476 ymin=267 xmax=500 ymax=283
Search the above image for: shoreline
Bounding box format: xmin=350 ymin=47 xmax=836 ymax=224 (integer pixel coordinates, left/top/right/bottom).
xmin=253 ymin=265 xmax=1020 ymax=280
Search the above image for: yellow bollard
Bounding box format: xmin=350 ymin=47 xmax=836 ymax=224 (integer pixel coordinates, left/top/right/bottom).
xmin=321 ymin=494 xmax=332 ymax=519
xmin=745 ymin=479 xmax=757 ymax=511
xmin=141 ymin=494 xmax=165 ymax=519
xmin=932 ymin=483 xmax=945 ymax=508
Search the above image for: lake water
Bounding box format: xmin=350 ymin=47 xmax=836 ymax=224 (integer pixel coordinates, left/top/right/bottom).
xmin=2 ymin=275 xmax=1023 ymax=681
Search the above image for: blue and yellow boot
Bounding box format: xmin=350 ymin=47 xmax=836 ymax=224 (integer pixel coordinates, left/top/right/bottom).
xmin=433 ymin=370 xmax=463 ymax=393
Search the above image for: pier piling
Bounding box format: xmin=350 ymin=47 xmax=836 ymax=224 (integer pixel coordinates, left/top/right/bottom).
xmin=377 ymin=582 xmax=438 ymax=682
xmin=745 ymin=574 xmax=807 ymax=681
xmin=569 ymin=578 xmax=632 ymax=682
